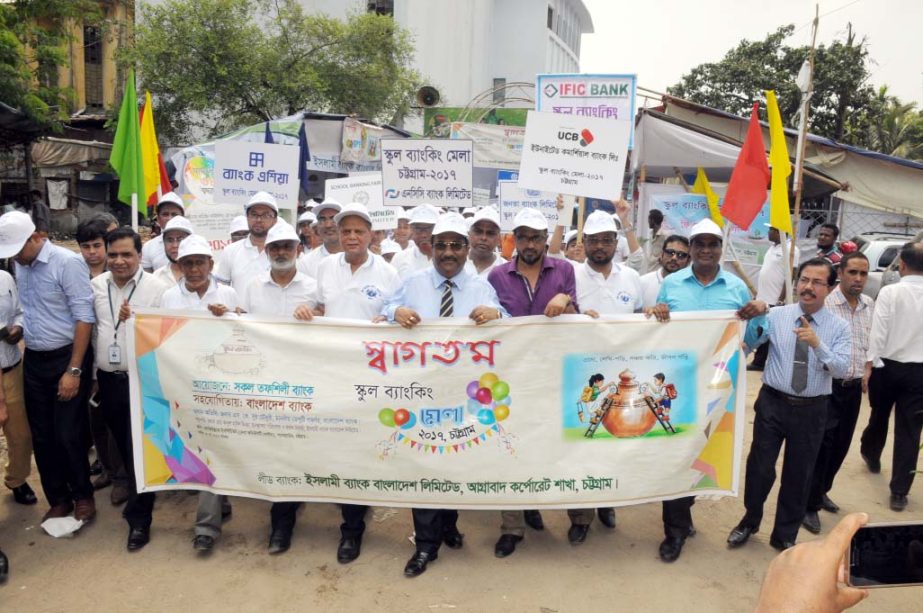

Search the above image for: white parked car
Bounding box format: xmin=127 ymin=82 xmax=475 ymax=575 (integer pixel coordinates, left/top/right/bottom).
xmin=851 ymin=233 xmax=914 ymax=299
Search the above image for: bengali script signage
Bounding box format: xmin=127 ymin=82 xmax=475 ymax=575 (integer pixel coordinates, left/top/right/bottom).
xmin=213 ymin=141 xmax=299 ymax=209
xmin=536 ymin=73 xmax=637 ymax=147
xmin=379 ymin=138 xmax=474 ymax=207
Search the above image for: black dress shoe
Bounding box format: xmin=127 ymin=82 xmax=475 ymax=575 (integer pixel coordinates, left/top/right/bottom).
xmin=727 ymin=523 xmax=758 ymax=548
xmin=890 ymin=493 xmax=908 ymax=512
xmin=769 ymin=537 xmax=796 ymax=551
xmin=0 ymin=549 xmax=8 ymax=580
xmin=820 ymin=495 xmax=840 ymax=513
xmin=443 ymin=530 xmax=464 ymax=549
xmin=524 ymin=510 xmax=544 ymax=531
xmin=494 ymin=534 xmax=522 ymax=558
xmin=658 ymin=536 xmax=685 ymax=562
xmin=403 ymin=550 xmax=437 ymax=577
xmin=127 ymin=527 xmax=150 ymax=552
xmin=193 ymin=534 xmax=214 ymax=552
xmin=568 ymin=524 xmax=589 ymax=545
xmin=597 ymin=507 xmax=617 ymax=528
xmin=11 ymin=483 xmax=37 ymax=505
xmin=802 ymin=511 xmax=821 ymax=534
xmin=337 ymin=536 xmax=361 ymax=564
xmin=268 ymin=529 xmax=292 ymax=554
xmin=861 ymin=452 xmax=881 ymax=474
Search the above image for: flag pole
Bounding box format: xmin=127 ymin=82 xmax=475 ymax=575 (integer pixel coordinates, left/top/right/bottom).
xmin=131 ymin=193 xmax=138 ymax=232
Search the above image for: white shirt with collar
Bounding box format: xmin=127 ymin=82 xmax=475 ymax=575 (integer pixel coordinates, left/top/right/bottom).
xmin=464 ymin=255 xmax=505 ymax=279
xmin=640 ymin=268 xmax=665 ymax=309
xmin=756 ymin=241 xmax=801 ymax=304
xmin=867 ymin=274 xmax=923 ymax=366
xmin=141 ymin=235 xmax=167 ymax=271
xmin=0 ymin=270 xmax=24 ymax=369
xmin=151 ymin=263 xmax=181 ymax=288
xmin=575 ymin=261 xmax=644 ymax=314
xmin=390 ymin=243 xmax=431 ymax=279
xmin=315 ymin=252 xmax=399 ymax=319
xmin=161 ymin=276 xmax=240 ymax=311
xmin=298 ymin=244 xmax=332 ymax=279
xmin=92 ymin=269 xmax=169 ymax=372
xmin=239 ymin=270 xmax=318 ymax=317
xmin=214 ymin=236 xmax=269 ymax=290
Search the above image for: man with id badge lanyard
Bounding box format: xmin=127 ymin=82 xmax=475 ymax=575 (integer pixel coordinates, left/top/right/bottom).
xmin=91 ymin=228 xmax=168 ymax=551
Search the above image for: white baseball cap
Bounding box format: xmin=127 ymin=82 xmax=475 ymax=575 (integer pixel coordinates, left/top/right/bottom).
xmin=408 ymin=203 xmax=440 ymax=225
xmin=512 ymin=208 xmax=548 ymax=232
xmin=245 ymin=191 xmax=278 ymax=213
xmin=689 ymin=218 xmax=724 ymax=240
xmin=313 ymin=198 xmax=342 ymax=217
xmin=157 ymin=191 xmax=185 ymax=213
xmin=432 ymin=213 xmax=469 ymax=239
xmin=229 ymin=215 xmax=249 ymax=234
xmin=469 ymin=207 xmax=500 ymax=231
xmin=396 ymin=208 xmax=412 ymax=222
xmin=163 ymin=216 xmax=194 ymax=236
xmin=334 ymin=202 xmax=372 ymax=226
xmin=0 ymin=211 xmax=36 ymax=258
xmin=177 ymin=234 xmax=213 ymax=260
xmin=583 ymin=210 xmax=619 ymax=236
xmin=298 ymin=211 xmax=316 ymax=225
xmin=564 ymin=229 xmax=578 ymax=245
xmin=380 ymin=238 xmax=401 ymax=256
xmin=461 ymin=207 xmax=476 ymax=217
xmin=266 ymin=221 xmax=300 ymax=246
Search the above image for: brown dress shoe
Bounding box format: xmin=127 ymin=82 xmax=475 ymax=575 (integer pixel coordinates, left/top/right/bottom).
xmin=42 ymin=502 xmax=74 ymax=522
xmin=74 ymin=498 xmax=97 ymax=522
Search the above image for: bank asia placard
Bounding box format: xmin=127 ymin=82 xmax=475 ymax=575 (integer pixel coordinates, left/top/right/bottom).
xmin=128 ymin=310 xmax=745 ymax=509
xmin=537 ymin=73 xmax=637 ymax=148
xmin=518 ymin=110 xmax=631 ymax=200
xmin=380 ymin=139 xmax=474 ymax=208
xmin=213 ymin=141 xmax=299 ymax=211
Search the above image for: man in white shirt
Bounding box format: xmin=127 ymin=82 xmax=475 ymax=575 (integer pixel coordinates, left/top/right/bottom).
xmin=392 ymin=208 xmax=412 ymax=250
xmin=214 ymin=191 xmax=278 ymax=290
xmin=151 ymin=216 xmax=194 ymax=288
xmin=296 ymin=211 xmax=315 ymax=251
xmin=391 ymin=204 xmax=439 ymax=278
xmin=299 ymin=203 xmax=399 ymax=564
xmin=91 ymin=228 xmax=169 ymax=551
xmin=141 ymin=192 xmax=185 ymax=272
xmin=750 ymin=224 xmax=801 ymax=371
xmin=162 ymin=235 xmax=239 ymax=553
xmin=298 ymin=199 xmax=341 ymax=278
xmin=640 ymin=234 xmax=690 ymax=308
xmin=861 ymin=242 xmax=923 ymax=512
xmin=465 ymin=207 xmax=504 ymax=278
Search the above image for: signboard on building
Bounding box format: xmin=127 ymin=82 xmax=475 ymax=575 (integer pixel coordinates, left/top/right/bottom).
xmin=536 ymin=73 xmax=637 ymax=148
xmin=379 ymin=139 xmax=474 ymax=208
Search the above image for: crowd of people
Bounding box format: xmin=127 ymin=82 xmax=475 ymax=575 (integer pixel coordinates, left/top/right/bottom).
xmin=0 ymin=189 xmax=920 ymax=608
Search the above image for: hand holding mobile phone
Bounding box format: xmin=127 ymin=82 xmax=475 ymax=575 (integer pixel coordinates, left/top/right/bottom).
xmin=849 ymin=521 xmax=923 ymax=588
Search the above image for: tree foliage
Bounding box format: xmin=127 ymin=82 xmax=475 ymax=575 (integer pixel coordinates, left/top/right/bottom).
xmin=124 ymin=0 xmax=422 ymax=144
xmin=668 ymin=24 xmax=923 ymax=159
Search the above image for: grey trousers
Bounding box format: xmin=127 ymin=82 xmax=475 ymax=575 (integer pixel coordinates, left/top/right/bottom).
xmin=195 ymin=493 xmax=232 ymax=537
xmin=500 ymin=509 xmax=593 ymax=536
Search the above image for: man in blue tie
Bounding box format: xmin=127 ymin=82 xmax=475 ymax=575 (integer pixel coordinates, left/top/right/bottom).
xmin=727 ymin=258 xmax=851 ymax=551
xmin=380 ymin=213 xmax=507 ymax=577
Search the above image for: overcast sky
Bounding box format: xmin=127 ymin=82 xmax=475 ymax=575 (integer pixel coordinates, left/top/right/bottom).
xmin=580 ymin=0 xmax=923 ymax=108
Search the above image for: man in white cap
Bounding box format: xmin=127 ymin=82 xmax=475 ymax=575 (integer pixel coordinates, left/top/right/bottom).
xmin=392 ymin=208 xmax=412 ymax=250
xmin=91 ymin=227 xmax=169 ymax=551
xmin=391 ymin=204 xmax=440 ymax=279
xmin=237 ymin=222 xmax=317 ymax=555
xmin=296 ymin=211 xmax=316 ymax=251
xmin=639 ymin=234 xmax=690 ymax=308
xmin=0 ymin=211 xmax=97 ymax=522
xmin=228 ymin=215 xmax=249 ymax=244
xmin=298 ymin=202 xmax=398 ymax=564
xmin=488 ymin=207 xmax=578 ymax=558
xmin=750 ymin=223 xmax=801 ymax=372
xmin=214 ymin=191 xmax=278 ymax=290
xmin=161 ymin=234 xmax=239 ymax=553
xmin=152 ymin=216 xmax=194 ymax=288
xmin=380 ymin=213 xmax=506 ymax=577
xmin=645 ymin=218 xmax=768 ymax=563
xmin=142 ymin=192 xmax=185 ymax=272
xmin=379 ymin=238 xmax=401 ymax=263
xmin=299 ymin=198 xmax=342 ymax=278
xmin=466 ymin=207 xmax=504 ymax=278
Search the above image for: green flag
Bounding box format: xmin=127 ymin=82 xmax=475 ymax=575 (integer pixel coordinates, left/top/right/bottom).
xmin=109 ymin=69 xmax=145 ymax=209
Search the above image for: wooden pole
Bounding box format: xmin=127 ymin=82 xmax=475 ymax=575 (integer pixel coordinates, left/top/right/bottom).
xmin=576 ymin=197 xmax=586 ymax=245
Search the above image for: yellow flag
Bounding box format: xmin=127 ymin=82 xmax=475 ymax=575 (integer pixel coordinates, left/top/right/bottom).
xmin=139 ymin=91 xmax=161 ymax=202
xmin=765 ymin=90 xmax=792 ymax=234
xmin=691 ymin=167 xmax=724 ymax=228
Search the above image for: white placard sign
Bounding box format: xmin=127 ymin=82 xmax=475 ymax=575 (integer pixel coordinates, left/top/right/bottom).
xmin=324 ymin=173 xmax=396 ymax=231
xmin=214 ymin=141 xmax=299 ymax=210
xmin=498 ymin=181 xmax=575 ymax=231
xmin=518 ymin=111 xmax=631 ymax=200
xmin=536 ymin=73 xmax=637 ymax=148
xmin=380 ymin=139 xmax=474 ymax=208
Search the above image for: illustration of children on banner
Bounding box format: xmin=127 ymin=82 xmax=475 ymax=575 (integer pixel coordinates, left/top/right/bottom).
xmin=576 ymin=373 xmax=616 ymax=423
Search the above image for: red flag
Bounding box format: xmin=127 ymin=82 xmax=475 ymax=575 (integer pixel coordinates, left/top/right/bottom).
xmin=720 ymin=102 xmax=770 ymax=230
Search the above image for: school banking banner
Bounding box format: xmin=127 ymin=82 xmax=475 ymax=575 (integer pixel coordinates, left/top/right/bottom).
xmin=128 ymin=311 xmax=746 ymax=509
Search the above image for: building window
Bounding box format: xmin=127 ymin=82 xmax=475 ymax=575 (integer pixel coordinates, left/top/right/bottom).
xmin=367 ymin=0 xmax=393 ymax=16
xmin=547 ymin=6 xmax=554 ymax=29
xmin=493 ymin=78 xmax=506 ymax=104
xmin=84 ymin=25 xmax=103 ymax=109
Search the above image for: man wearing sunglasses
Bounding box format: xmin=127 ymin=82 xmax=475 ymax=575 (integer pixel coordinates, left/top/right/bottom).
xmin=381 ymin=213 xmax=507 ymax=577
xmin=640 ymin=234 xmax=690 ymax=308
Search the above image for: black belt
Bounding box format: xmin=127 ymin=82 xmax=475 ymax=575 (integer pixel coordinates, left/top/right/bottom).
xmin=1 ymin=359 xmax=21 ymax=374
xmin=97 ymin=370 xmax=128 ymax=380
xmin=25 ymin=344 xmax=73 ymax=359
xmin=763 ymin=385 xmax=826 ymax=406
xmin=834 ymin=378 xmax=862 ymax=388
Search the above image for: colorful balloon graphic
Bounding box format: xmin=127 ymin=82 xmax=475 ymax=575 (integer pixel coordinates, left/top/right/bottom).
xmin=477 ymin=409 xmax=496 ymax=425
xmin=466 ymin=380 xmax=480 ymax=399
xmin=378 ymin=408 xmax=395 ymax=427
xmin=479 ymin=373 xmax=499 ymax=389
xmin=491 ymin=380 xmax=510 ymax=400
xmin=393 ymin=408 xmax=410 ymax=427
xmin=400 ymin=411 xmax=417 ymax=430
xmin=467 ymin=398 xmax=481 ymax=415
xmin=475 ymin=387 xmax=493 ymax=405
xmin=494 ymin=405 xmax=510 ymax=421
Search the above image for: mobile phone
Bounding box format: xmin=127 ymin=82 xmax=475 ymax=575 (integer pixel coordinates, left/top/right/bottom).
xmin=848 ymin=521 xmax=923 ymax=587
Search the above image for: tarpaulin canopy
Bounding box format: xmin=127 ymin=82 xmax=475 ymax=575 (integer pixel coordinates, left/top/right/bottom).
xmin=31 ymin=137 xmax=112 ymax=167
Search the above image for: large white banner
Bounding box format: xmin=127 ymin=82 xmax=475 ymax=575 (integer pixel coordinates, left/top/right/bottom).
xmin=380 ymin=139 xmax=474 ymax=208
xmin=129 ymin=311 xmax=746 ymax=509
xmin=214 ymin=141 xmax=299 ymax=210
xmin=518 ymin=111 xmax=631 ymax=200
xmin=536 ymin=73 xmax=637 ymax=148
xmin=324 ymin=174 xmax=396 ymax=231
